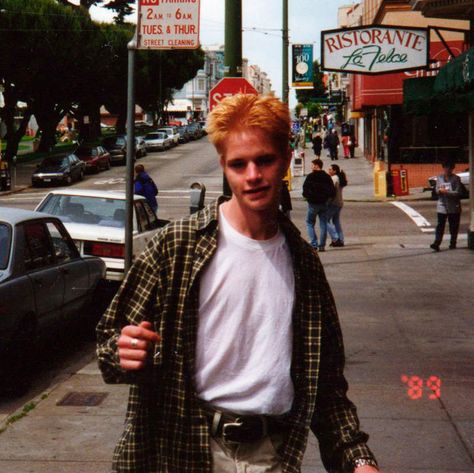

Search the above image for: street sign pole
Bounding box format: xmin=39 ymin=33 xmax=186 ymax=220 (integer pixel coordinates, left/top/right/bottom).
xmin=282 ymin=0 xmax=289 ymax=103
xmin=125 ymin=37 xmax=137 ymax=274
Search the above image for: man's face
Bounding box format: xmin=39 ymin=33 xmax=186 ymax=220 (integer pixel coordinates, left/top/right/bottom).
xmin=443 ymin=165 xmax=454 ymax=176
xmin=220 ymin=128 xmax=290 ymax=213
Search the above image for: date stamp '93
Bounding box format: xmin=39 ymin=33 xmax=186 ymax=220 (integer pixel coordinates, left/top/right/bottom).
xmin=401 ymin=375 xmax=442 ymax=400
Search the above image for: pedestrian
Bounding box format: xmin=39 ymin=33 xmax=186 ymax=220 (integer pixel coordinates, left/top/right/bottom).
xmin=327 ymin=164 xmax=347 ymax=247
xmin=341 ymin=134 xmax=350 ymax=159
xmin=311 ymin=132 xmax=323 ymax=157
xmin=326 ymin=129 xmax=340 ymax=161
xmin=430 ymin=159 xmax=463 ymax=251
xmin=349 ymin=131 xmax=357 ymax=158
xmin=96 ymin=94 xmax=379 ymax=473
xmin=134 ymin=164 xmax=158 ymax=213
xmin=302 ymin=158 xmax=336 ymax=252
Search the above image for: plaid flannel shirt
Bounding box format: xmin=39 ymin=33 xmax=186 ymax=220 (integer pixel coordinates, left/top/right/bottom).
xmin=96 ymin=197 xmax=377 ymax=473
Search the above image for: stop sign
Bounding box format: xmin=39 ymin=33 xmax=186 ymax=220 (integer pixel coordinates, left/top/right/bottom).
xmin=209 ymin=78 xmax=258 ymax=111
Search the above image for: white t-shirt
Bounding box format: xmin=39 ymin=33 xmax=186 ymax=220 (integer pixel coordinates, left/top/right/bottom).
xmin=195 ymin=207 xmax=295 ymax=415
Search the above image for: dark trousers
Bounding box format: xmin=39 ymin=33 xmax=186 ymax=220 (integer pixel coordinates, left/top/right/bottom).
xmin=434 ymin=212 xmax=461 ymax=246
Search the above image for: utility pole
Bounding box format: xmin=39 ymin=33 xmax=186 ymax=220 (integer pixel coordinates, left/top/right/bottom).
xmin=222 ymin=0 xmax=242 ymax=196
xmin=282 ymin=0 xmax=289 ymax=103
xmin=125 ymin=38 xmax=136 ymax=274
xmin=224 ymin=0 xmax=242 ymax=77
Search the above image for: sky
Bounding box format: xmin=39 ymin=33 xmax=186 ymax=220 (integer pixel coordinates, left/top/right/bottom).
xmin=89 ymin=0 xmax=356 ymax=107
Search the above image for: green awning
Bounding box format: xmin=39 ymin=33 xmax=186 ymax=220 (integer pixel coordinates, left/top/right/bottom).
xmin=403 ymin=76 xmax=436 ymax=115
xmin=432 ymin=46 xmax=474 ymax=113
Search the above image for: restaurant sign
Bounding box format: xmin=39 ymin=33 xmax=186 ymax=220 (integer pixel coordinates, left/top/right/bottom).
xmin=321 ymin=25 xmax=429 ymax=75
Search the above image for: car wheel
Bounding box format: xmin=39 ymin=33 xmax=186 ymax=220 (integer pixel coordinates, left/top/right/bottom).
xmin=105 ymin=159 xmax=111 ymax=170
xmin=65 ymin=175 xmax=73 ymax=185
xmin=1 ymin=316 xmax=37 ymax=397
xmin=79 ymin=170 xmax=84 ymax=181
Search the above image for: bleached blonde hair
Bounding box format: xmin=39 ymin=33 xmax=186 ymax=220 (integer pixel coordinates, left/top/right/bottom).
xmin=206 ymin=94 xmax=291 ymax=155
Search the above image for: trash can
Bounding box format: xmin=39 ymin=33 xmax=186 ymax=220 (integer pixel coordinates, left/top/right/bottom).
xmin=0 ymin=161 xmax=11 ymax=192
xmin=391 ymin=169 xmax=409 ymax=196
xmin=190 ymin=182 xmax=206 ymax=214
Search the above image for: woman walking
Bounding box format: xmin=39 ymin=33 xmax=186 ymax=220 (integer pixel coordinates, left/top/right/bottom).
xmin=327 ymin=164 xmax=347 ymax=247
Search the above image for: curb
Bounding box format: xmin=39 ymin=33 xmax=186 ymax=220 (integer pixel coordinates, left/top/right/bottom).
xmin=0 ymin=186 xmax=30 ymax=197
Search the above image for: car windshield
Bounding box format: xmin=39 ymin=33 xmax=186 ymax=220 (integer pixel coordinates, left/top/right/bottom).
xmin=0 ymin=224 xmax=12 ymax=269
xmin=146 ymin=133 xmax=165 ymax=140
xmin=76 ymin=146 xmax=95 ymax=156
xmin=42 ymin=156 xmax=69 ymax=167
xmin=38 ymin=194 xmax=126 ymax=227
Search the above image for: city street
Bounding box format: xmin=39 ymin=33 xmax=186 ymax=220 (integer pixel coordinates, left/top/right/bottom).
xmin=0 ymin=138 xmax=473 ymax=472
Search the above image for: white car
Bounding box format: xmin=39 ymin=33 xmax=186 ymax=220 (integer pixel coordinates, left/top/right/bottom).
xmin=157 ymin=127 xmax=180 ymax=146
xmin=428 ymin=169 xmax=469 ymax=199
xmin=144 ymin=132 xmax=173 ymax=151
xmin=35 ymin=189 xmax=167 ymax=282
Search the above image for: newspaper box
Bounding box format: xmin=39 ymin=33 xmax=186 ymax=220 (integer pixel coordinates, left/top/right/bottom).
xmin=391 ymin=169 xmax=409 ymax=196
xmin=292 ymin=151 xmax=305 ymax=177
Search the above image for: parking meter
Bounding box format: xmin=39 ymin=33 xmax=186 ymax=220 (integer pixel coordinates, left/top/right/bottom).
xmin=190 ymin=182 xmax=206 ymax=214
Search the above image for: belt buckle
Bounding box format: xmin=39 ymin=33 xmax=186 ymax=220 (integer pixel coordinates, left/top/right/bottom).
xmin=222 ymin=418 xmax=243 ymax=444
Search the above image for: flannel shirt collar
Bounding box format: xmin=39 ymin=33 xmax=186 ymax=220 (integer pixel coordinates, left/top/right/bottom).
xmin=196 ymin=196 xmax=302 ymax=242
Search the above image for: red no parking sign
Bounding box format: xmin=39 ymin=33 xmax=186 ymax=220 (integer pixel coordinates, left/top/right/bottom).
xmin=209 ymin=78 xmax=258 ymax=111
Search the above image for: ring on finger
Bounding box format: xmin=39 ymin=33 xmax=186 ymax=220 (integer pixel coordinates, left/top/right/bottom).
xmin=130 ymin=338 xmax=139 ymax=348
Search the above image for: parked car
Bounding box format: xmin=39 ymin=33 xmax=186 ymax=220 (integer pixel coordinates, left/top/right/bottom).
xmin=186 ymin=122 xmax=204 ymax=140
xmin=0 ymin=207 xmax=105 ymax=394
xmin=31 ymin=153 xmax=85 ymax=187
xmin=102 ymin=135 xmax=127 ymax=164
xmin=177 ymin=125 xmax=191 ymax=143
xmin=158 ymin=126 xmax=180 ymax=146
xmin=143 ymin=131 xmax=173 ymax=151
xmin=35 ymin=189 xmax=168 ymax=282
xmin=75 ymin=145 xmax=111 ymax=173
xmin=135 ymin=136 xmax=148 ymax=158
xmin=198 ymin=120 xmax=207 ymax=135
xmin=427 ymin=169 xmax=470 ymax=199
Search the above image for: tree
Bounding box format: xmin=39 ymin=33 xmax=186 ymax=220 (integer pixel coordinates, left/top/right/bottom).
xmin=57 ymin=0 xmax=134 ymax=24
xmin=0 ymin=0 xmax=101 ymax=157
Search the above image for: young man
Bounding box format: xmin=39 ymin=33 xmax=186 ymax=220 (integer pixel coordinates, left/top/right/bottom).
xmin=96 ymin=94 xmax=379 ymax=473
xmin=430 ymin=160 xmax=463 ymax=251
xmin=302 ymin=159 xmax=336 ymax=252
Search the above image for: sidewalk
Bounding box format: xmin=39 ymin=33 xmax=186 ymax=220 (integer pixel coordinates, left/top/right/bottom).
xmin=0 ymin=237 xmax=472 ymax=472
xmin=290 ymin=145 xmax=431 ymax=203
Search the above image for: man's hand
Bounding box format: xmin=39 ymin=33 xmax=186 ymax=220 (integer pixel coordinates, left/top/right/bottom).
xmin=117 ymin=321 xmax=161 ymax=371
xmin=354 ymin=466 xmax=379 ymax=473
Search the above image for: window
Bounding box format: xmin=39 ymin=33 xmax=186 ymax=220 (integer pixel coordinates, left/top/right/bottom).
xmin=0 ymin=224 xmax=12 ymax=270
xmin=198 ymin=79 xmax=205 ymax=91
xmin=46 ymin=221 xmax=78 ymax=263
xmin=23 ymin=222 xmax=54 ymax=271
xmin=135 ymin=202 xmax=151 ymax=231
xmin=143 ymin=202 xmax=160 ymax=230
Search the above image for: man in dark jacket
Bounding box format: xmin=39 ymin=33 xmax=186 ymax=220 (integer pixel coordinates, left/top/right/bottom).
xmin=326 ymin=129 xmax=340 ymax=160
xmin=303 ymin=159 xmax=336 ymax=251
xmin=134 ymin=164 xmax=158 ymax=213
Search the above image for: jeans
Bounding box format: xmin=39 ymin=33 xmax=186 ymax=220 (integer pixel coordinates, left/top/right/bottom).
xmin=306 ymin=203 xmax=328 ymax=249
xmin=326 ymin=205 xmax=344 ymax=243
xmin=434 ymin=212 xmax=460 ymax=246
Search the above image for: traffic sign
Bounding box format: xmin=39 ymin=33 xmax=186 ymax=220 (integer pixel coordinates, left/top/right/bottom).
xmin=209 ymin=78 xmax=258 ymax=111
xmin=137 ymin=0 xmax=200 ymax=50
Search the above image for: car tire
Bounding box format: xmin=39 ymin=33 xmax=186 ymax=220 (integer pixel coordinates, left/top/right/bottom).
xmin=105 ymin=159 xmax=111 ymax=170
xmin=79 ymin=170 xmax=84 ymax=181
xmin=65 ymin=175 xmax=73 ymax=185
